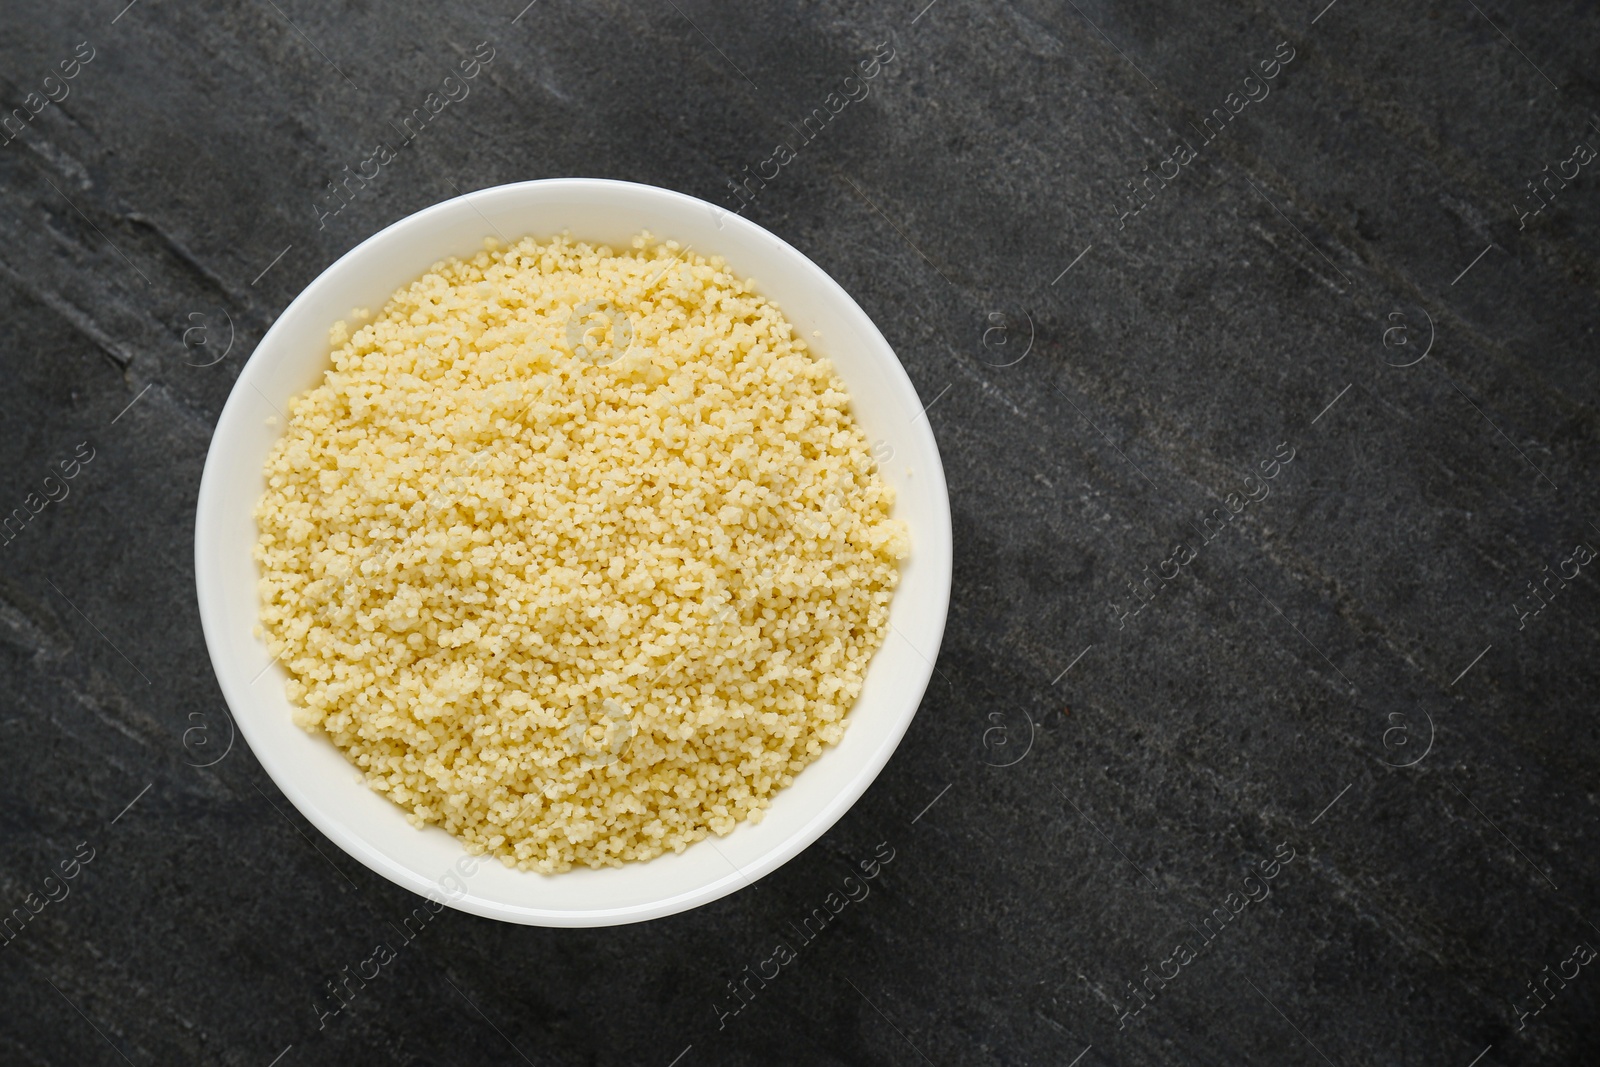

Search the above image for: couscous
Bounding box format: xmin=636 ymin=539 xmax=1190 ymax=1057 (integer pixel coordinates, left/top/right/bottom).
xmin=253 ymin=234 xmax=908 ymax=871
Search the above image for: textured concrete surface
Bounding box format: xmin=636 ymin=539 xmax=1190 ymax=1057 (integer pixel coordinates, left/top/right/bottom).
xmin=2 ymin=1 xmax=1599 ymax=1064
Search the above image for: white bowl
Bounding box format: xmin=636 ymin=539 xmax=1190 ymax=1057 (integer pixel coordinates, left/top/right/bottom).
xmin=195 ymin=179 xmax=952 ymax=926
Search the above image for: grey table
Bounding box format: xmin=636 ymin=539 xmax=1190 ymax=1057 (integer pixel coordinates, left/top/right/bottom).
xmin=3 ymin=1 xmax=1598 ymax=1064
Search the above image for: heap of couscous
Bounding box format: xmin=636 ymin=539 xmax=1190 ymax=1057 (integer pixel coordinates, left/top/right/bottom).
xmin=253 ymin=234 xmax=909 ymax=872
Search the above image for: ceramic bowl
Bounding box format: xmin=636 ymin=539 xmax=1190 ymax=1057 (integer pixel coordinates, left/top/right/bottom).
xmin=194 ymin=179 xmax=952 ymax=926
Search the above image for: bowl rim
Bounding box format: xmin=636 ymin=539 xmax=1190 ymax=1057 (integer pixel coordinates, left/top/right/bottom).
xmin=195 ymin=177 xmax=952 ymax=925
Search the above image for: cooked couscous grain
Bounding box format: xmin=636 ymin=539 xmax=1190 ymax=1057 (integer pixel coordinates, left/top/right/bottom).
xmin=254 ymin=233 xmax=909 ymax=872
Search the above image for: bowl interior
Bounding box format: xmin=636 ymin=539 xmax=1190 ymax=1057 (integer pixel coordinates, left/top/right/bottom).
xmin=195 ymin=179 xmax=951 ymax=925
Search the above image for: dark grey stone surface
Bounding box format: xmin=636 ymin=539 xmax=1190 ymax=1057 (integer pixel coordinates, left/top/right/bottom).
xmin=2 ymin=0 xmax=1598 ymax=1063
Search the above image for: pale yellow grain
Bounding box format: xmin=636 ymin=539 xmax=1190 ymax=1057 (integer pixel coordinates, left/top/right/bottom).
xmin=254 ymin=233 xmax=907 ymax=872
